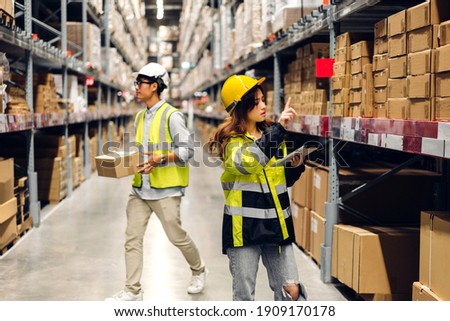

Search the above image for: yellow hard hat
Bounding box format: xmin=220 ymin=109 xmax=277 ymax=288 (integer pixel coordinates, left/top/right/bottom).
xmin=221 ymin=75 xmax=265 ymax=114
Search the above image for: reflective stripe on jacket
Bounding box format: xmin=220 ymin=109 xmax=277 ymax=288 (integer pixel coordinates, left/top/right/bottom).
xmin=132 ymin=102 xmax=189 ymax=189
xmin=221 ymin=133 xmax=295 ymax=253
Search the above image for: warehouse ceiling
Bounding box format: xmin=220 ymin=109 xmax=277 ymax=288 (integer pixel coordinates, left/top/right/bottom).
xmin=144 ymin=0 xmax=183 ymax=28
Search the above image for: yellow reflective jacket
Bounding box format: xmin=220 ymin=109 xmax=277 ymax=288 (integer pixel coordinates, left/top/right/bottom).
xmin=132 ymin=102 xmax=189 ymax=189
xmin=221 ymin=132 xmax=296 ymax=253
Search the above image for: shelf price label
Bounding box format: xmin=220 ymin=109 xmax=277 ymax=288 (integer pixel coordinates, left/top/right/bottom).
xmin=85 ymin=76 xmax=95 ymax=86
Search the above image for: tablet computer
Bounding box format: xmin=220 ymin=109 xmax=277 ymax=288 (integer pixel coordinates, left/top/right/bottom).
xmin=270 ymin=145 xmax=318 ymax=167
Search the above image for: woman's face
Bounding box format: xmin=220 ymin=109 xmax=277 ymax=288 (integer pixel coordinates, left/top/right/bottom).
xmin=247 ymin=89 xmax=266 ymax=123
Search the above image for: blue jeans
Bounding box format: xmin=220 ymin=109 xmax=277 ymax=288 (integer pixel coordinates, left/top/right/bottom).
xmin=227 ymin=243 xmax=300 ymax=301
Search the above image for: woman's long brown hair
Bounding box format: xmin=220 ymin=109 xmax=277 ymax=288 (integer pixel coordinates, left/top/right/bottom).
xmin=208 ymin=85 xmax=273 ymax=160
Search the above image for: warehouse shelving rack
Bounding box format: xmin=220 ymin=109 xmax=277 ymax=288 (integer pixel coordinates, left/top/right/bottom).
xmin=181 ymin=0 xmax=450 ymax=284
xmin=0 ymin=0 xmax=138 ymax=227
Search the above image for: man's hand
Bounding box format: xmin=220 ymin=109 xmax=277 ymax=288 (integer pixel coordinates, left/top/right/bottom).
xmin=289 ymin=154 xmax=304 ymax=168
xmin=278 ymin=97 xmax=297 ymax=128
xmin=137 ymin=152 xmax=162 ymax=174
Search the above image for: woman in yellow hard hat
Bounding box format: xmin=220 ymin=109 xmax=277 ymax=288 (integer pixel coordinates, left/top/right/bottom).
xmin=208 ymin=74 xmax=307 ymax=301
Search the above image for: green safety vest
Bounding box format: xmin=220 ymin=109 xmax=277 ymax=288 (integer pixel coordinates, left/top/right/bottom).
xmin=132 ymin=102 xmax=189 ymax=189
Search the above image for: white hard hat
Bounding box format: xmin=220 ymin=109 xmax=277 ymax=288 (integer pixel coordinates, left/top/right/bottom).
xmin=133 ymin=62 xmax=170 ymax=87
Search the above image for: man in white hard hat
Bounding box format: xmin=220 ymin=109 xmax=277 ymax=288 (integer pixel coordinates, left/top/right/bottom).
xmin=107 ymin=62 xmax=207 ymax=301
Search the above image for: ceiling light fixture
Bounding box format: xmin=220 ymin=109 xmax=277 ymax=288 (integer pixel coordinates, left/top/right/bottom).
xmin=156 ymin=0 xmax=164 ymax=20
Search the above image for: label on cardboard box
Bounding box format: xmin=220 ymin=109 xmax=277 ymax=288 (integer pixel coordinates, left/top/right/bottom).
xmin=408 ymin=49 xmax=435 ymax=75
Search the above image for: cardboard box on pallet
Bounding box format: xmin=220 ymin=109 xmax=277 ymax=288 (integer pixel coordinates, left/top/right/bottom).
xmin=388 ymin=78 xmax=407 ymax=99
xmin=387 ymin=98 xmax=408 ymax=119
xmin=350 ymin=57 xmax=371 ymax=75
xmin=388 ymin=10 xmax=406 ymax=37
xmin=440 ymin=20 xmax=450 ymax=46
xmin=407 ymin=0 xmax=450 ymax=32
xmin=408 ymin=49 xmax=435 ymax=75
xmin=373 ymin=69 xmax=388 ymax=88
xmin=408 ymin=74 xmax=435 ymax=99
xmin=408 ymin=98 xmax=432 ymax=120
xmin=374 ymin=37 xmax=388 ymax=55
xmin=389 ymin=55 xmax=407 ymax=78
xmin=388 ymin=33 xmax=407 ymax=58
xmin=362 ymin=64 xmax=374 ymax=117
xmin=350 ymin=41 xmax=373 ymax=60
xmin=291 ymin=164 xmax=314 ymax=209
xmin=332 ymin=75 xmax=351 ymax=90
xmin=436 ymin=44 xmax=450 ymax=73
xmin=0 ymin=158 xmax=14 ymax=204
xmin=373 ymin=54 xmax=388 ymax=71
xmin=420 ymin=211 xmax=450 ymax=301
xmin=374 ymin=18 xmax=388 ymax=39
xmin=310 ymin=210 xmax=325 ymax=266
xmin=408 ymin=25 xmax=439 ymax=54
xmin=435 ymin=97 xmax=450 ymax=121
xmin=436 ymin=72 xmax=450 ymax=97
xmin=333 ymin=224 xmax=420 ymax=296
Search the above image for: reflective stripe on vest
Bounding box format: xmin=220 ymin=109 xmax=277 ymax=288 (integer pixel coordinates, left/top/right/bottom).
xmin=132 ymin=103 xmax=189 ymax=189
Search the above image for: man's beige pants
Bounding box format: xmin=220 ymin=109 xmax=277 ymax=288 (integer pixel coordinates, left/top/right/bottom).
xmin=124 ymin=194 xmax=204 ymax=294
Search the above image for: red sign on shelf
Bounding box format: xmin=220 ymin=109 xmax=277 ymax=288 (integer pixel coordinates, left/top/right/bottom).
xmin=85 ymin=76 xmax=95 ymax=86
xmin=316 ymin=58 xmax=335 ymax=78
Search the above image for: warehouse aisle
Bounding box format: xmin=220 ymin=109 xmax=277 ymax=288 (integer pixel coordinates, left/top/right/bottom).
xmin=0 ymin=147 xmax=348 ymax=301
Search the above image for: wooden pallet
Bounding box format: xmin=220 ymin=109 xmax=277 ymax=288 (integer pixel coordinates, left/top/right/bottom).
xmin=0 ymin=234 xmax=18 ymax=256
xmin=17 ymin=216 xmax=32 ymax=237
xmin=0 ymin=9 xmax=14 ymax=29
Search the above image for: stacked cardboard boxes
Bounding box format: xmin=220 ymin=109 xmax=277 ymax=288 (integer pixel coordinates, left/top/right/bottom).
xmin=0 ymin=158 xmax=18 ymax=252
xmin=416 ymin=211 xmax=450 ymax=301
xmin=285 ymin=43 xmax=329 ymax=116
xmin=34 ymin=134 xmax=74 ymax=203
xmin=332 ymin=33 xmax=352 ymax=116
xmin=373 ymin=18 xmax=389 ymax=117
xmin=332 ymin=224 xmax=420 ymax=299
xmin=435 ymin=20 xmax=450 ymax=120
xmin=387 ymin=10 xmax=408 ymax=119
xmin=350 ymin=41 xmax=373 ymax=117
xmin=406 ymin=2 xmax=441 ymax=120
xmin=14 ymin=177 xmax=31 ymax=235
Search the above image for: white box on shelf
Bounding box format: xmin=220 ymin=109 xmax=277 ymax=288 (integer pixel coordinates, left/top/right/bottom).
xmin=421 ymin=138 xmax=445 ymax=157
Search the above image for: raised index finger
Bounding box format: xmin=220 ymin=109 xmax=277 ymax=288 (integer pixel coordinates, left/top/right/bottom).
xmin=285 ymin=97 xmax=292 ymax=108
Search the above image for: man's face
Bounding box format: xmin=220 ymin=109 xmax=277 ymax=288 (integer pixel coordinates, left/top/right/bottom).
xmin=134 ymin=77 xmax=156 ymax=102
